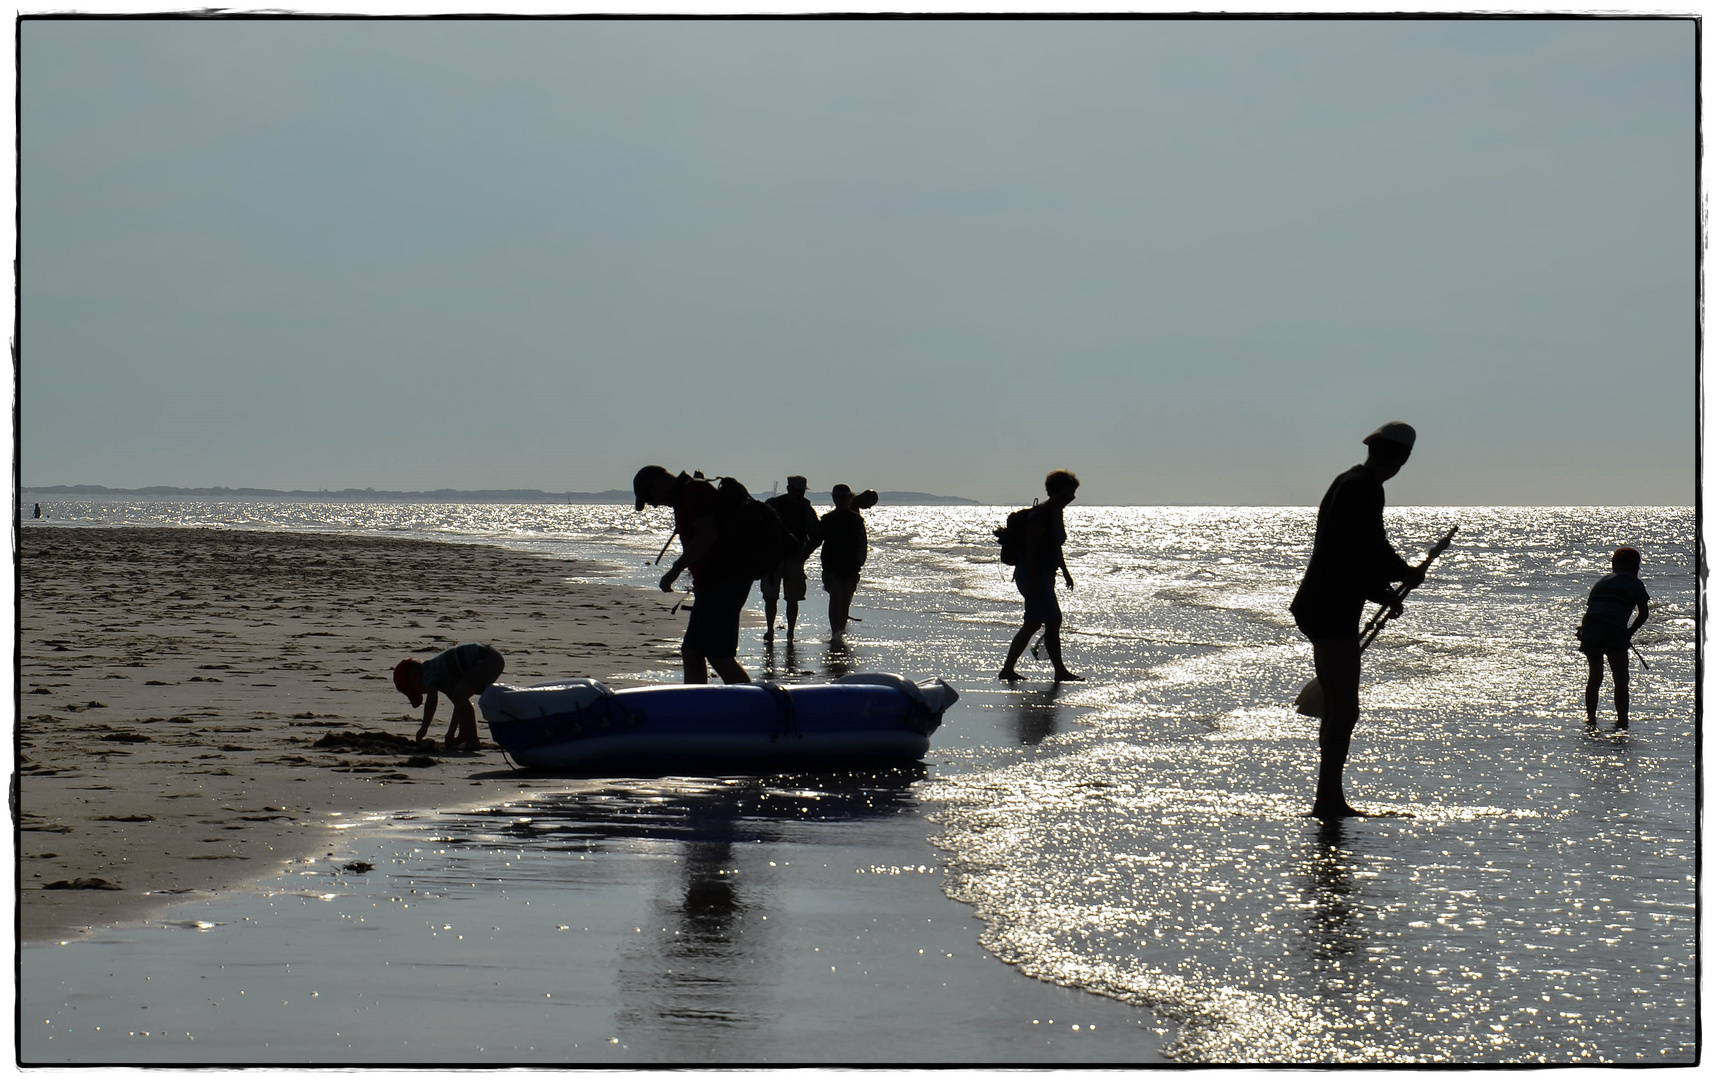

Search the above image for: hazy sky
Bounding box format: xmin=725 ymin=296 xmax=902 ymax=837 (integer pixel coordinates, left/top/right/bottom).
xmin=19 ymin=16 xmax=1695 ymax=504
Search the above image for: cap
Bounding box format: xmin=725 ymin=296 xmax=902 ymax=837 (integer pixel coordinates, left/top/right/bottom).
xmin=831 ymin=483 xmax=853 ymax=499
xmin=786 ymin=475 xmax=808 ymax=492
xmin=1363 ymin=421 xmax=1416 ymax=452
xmin=393 ymin=657 xmax=424 ymax=708
xmin=633 ymin=465 xmax=671 ymax=512
xmin=1613 ymin=546 xmax=1641 ymax=570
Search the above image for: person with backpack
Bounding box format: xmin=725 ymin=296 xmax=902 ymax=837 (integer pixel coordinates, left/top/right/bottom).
xmin=819 ymin=484 xmax=876 ymax=647
xmin=762 ymin=474 xmax=823 ymax=643
xmin=634 ymin=464 xmax=753 ymax=685
xmin=1289 ymin=422 xmax=1425 ymax=819
xmin=998 ymin=469 xmax=1082 ymax=683
xmin=1577 ymin=546 xmax=1650 ymax=725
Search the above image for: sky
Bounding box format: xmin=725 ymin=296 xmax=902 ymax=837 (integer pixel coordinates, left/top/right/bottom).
xmin=16 ymin=13 xmax=1697 ymax=505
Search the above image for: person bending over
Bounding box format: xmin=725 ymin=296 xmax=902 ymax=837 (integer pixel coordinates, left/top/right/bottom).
xmin=1577 ymin=546 xmax=1649 ymax=725
xmin=393 ymin=642 xmax=505 ymax=751
xmin=635 ymin=464 xmax=752 ymax=685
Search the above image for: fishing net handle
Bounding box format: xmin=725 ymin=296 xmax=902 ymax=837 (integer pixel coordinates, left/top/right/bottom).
xmin=1357 ymin=526 xmax=1459 ymax=655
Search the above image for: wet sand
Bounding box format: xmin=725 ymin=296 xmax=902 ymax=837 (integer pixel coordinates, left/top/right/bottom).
xmin=18 ymin=526 xmax=684 ymax=943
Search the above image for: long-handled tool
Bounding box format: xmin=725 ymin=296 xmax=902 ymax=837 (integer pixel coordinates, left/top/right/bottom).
xmin=1631 ymin=643 xmax=1650 ymax=671
xmin=1295 ymin=525 xmax=1459 ymax=719
xmin=653 ymin=529 xmax=679 ymax=565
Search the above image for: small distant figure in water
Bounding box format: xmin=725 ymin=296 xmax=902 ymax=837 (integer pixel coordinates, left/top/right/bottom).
xmin=33 ymin=503 xmax=42 ymax=519
xmin=999 ymin=469 xmax=1082 ymax=683
xmin=819 ymin=484 xmax=876 ymax=647
xmin=761 ymin=475 xmax=823 ymax=643
xmin=634 ymin=464 xmax=752 ymax=685
xmin=1577 ymin=546 xmax=1649 ymax=725
xmin=393 ymin=642 xmax=505 ymax=751
xmin=1289 ymin=422 xmax=1424 ymax=819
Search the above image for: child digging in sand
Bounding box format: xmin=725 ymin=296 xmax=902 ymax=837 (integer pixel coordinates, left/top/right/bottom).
xmin=393 ymin=642 xmax=505 ymax=750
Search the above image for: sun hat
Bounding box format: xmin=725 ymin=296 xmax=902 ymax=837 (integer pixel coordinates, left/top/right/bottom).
xmin=831 ymin=483 xmax=853 ymax=499
xmin=393 ymin=657 xmax=424 ymax=708
xmin=853 ymin=488 xmax=879 ymax=510
xmin=786 ymin=475 xmax=808 ymax=492
xmin=1363 ymin=421 xmax=1416 ymax=452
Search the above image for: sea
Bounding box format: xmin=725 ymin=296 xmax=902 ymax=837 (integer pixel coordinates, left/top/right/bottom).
xmin=17 ymin=499 xmax=1699 ymax=1064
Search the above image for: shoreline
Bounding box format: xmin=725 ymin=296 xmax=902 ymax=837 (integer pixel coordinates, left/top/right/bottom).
xmin=17 ymin=526 xmax=684 ymax=943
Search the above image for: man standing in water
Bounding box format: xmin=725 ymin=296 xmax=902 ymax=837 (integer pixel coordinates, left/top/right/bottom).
xmin=761 ymin=475 xmax=822 ymax=644
xmin=1577 ymin=546 xmax=1649 ymax=726
xmin=635 ymin=464 xmax=752 ymax=685
xmin=999 ymin=469 xmax=1082 ymax=683
xmin=819 ymin=484 xmax=875 ymax=647
xmin=1290 ymin=423 xmax=1424 ymax=819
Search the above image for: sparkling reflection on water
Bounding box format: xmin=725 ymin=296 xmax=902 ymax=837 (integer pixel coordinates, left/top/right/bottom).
xmin=24 ymin=500 xmax=1697 ymax=1062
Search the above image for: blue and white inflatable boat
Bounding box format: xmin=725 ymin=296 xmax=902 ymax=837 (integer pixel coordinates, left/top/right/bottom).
xmin=478 ymin=673 xmax=959 ymax=771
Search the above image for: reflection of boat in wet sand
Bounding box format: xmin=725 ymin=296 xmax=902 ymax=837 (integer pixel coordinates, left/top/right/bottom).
xmin=479 ymin=673 xmax=959 ymax=771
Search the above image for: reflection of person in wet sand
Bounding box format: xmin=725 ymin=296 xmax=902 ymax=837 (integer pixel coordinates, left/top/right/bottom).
xmin=1289 ymin=423 xmax=1423 ymax=819
xmin=999 ymin=469 xmax=1081 ymax=683
xmin=1577 ymin=546 xmax=1649 ymax=726
xmin=394 ymin=642 xmax=505 ymax=751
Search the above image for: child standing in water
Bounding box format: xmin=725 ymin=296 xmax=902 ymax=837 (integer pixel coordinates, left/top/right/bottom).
xmin=1577 ymin=546 xmax=1650 ymax=725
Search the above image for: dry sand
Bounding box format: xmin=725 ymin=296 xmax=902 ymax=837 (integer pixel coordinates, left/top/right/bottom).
xmin=17 ymin=526 xmax=682 ymax=943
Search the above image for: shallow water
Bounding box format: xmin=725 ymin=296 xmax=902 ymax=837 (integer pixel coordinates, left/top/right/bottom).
xmin=19 ymin=500 xmax=1698 ymax=1062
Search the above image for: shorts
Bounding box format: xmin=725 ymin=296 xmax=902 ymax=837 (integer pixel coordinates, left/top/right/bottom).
xmin=684 ymin=577 xmax=752 ymax=660
xmin=1577 ymin=623 xmax=1629 ymax=659
xmin=1015 ymin=568 xmax=1061 ymax=624
xmin=822 ymin=571 xmax=860 ymax=596
xmin=761 ymin=559 xmax=808 ymax=603
xmin=445 ymin=645 xmax=505 ymax=698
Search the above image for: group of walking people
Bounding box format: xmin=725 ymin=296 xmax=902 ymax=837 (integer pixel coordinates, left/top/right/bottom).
xmin=633 ymin=465 xmax=879 ymax=686
xmin=388 ymin=424 xmax=1652 ymax=821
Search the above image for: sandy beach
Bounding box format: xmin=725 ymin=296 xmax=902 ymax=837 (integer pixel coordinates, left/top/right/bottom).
xmin=18 ymin=526 xmax=684 ymax=943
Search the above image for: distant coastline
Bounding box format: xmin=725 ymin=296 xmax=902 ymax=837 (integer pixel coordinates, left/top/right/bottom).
xmin=20 ymin=484 xmax=981 ymax=506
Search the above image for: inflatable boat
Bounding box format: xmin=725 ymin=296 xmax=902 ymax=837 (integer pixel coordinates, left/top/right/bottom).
xmin=477 ymin=673 xmax=959 ymax=771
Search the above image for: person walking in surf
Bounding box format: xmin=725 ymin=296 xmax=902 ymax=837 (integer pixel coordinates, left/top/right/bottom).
xmin=1577 ymin=546 xmax=1650 ymax=726
xmin=998 ymin=469 xmax=1082 ymax=683
xmin=1289 ymin=423 xmax=1424 ymax=819
xmin=761 ymin=475 xmax=823 ymax=643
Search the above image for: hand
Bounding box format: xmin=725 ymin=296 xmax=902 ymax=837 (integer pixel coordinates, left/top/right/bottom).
xmin=414 ymin=723 xmax=430 ymax=742
xmin=1387 ymin=595 xmax=1406 ymax=618
xmin=659 ymin=566 xmax=682 ymax=592
xmin=1062 ymin=569 xmax=1075 ymax=590
xmin=1403 ymin=565 xmax=1426 ymax=591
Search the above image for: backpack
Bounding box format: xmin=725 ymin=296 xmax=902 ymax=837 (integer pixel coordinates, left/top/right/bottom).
xmin=711 ymin=476 xmax=795 ymax=582
xmin=994 ymin=500 xmax=1038 ymax=566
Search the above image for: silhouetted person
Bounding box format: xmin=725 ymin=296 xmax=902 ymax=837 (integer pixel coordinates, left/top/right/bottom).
xmin=819 ymin=484 xmax=875 ymax=647
xmin=393 ymin=642 xmax=505 ymax=751
xmin=1578 ymin=546 xmax=1649 ymax=725
xmin=635 ymin=465 xmax=752 ymax=685
xmin=1289 ymin=423 xmax=1424 ymax=819
xmin=761 ymin=475 xmax=823 ymax=643
xmin=33 ymin=503 xmax=41 ymax=519
xmin=999 ymin=469 xmax=1082 ymax=683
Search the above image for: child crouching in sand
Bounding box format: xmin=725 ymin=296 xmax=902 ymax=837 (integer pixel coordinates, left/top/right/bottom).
xmin=393 ymin=642 xmax=505 ymax=750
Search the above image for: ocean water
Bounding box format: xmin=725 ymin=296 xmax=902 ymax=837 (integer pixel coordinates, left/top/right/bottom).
xmin=19 ymin=500 xmax=1698 ymax=1063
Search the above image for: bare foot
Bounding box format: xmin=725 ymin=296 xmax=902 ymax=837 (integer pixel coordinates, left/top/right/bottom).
xmin=997 ymin=668 xmax=1022 ymax=682
xmin=1053 ymin=670 xmax=1084 ymax=682
xmin=1309 ymin=801 xmax=1363 ymax=820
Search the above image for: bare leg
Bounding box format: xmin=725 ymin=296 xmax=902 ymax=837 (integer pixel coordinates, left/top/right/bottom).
xmin=829 ymin=579 xmax=857 ymax=643
xmin=763 ymin=594 xmax=778 ymax=642
xmin=710 ymin=657 xmax=751 ymax=684
xmin=683 ymin=651 xmax=710 ymax=685
xmin=1310 ymin=636 xmax=1362 ymax=819
xmin=785 ymin=599 xmax=799 ymax=638
xmin=1584 ymin=651 xmax=1603 ymax=722
xmin=1043 ymin=620 xmax=1081 ymax=681
xmin=1609 ymin=651 xmax=1630 ymax=725
xmin=1000 ymin=620 xmax=1043 ymax=680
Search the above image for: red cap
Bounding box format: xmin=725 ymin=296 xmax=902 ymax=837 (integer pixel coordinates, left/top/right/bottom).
xmin=1612 ymin=546 xmax=1641 ymax=572
xmin=393 ymin=658 xmax=423 ymax=707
